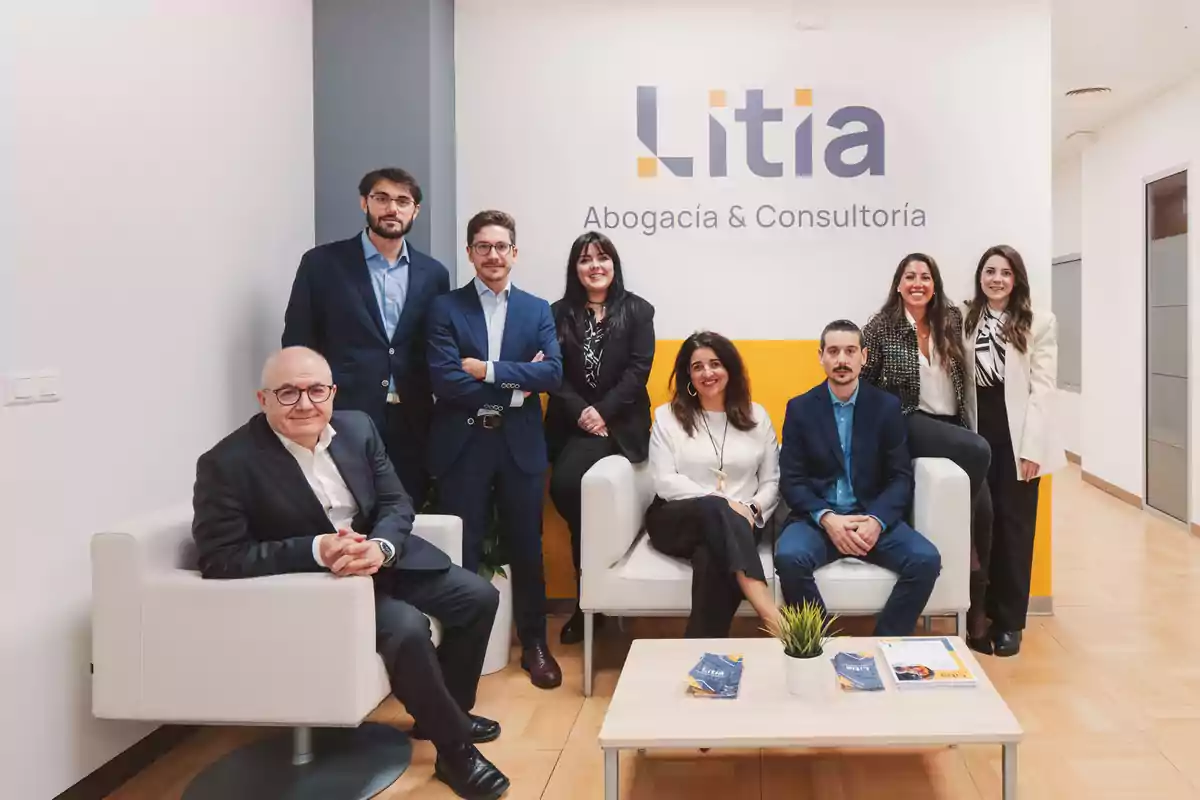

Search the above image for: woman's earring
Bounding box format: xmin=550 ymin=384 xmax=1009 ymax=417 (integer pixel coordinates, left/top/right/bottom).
xmin=687 ymin=382 xmax=698 ymax=397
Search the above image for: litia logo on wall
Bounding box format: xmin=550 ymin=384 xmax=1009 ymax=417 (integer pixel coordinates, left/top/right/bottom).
xmin=635 ymin=85 xmax=885 ymax=179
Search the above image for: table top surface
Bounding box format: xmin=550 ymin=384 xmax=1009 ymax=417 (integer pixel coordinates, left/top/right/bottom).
xmin=598 ymin=636 xmax=1023 ymax=749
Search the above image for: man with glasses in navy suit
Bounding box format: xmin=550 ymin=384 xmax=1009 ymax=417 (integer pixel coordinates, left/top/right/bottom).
xmin=427 ymin=210 xmax=564 ymax=690
xmin=283 ymin=167 xmax=450 ymax=508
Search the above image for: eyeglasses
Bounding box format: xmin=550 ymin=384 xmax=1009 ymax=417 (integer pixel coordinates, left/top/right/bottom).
xmin=470 ymin=242 xmax=513 ymax=256
xmin=368 ymin=193 xmax=416 ymax=211
xmin=268 ymin=384 xmax=334 ymax=406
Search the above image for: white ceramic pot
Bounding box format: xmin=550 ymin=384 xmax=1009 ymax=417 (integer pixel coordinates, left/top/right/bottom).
xmin=784 ymin=649 xmax=832 ymax=698
xmin=481 ymin=567 xmax=513 ymax=675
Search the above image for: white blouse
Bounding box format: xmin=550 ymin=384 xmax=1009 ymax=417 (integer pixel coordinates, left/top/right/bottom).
xmin=907 ymin=310 xmax=957 ymax=417
xmin=648 ymin=402 xmax=780 ymax=519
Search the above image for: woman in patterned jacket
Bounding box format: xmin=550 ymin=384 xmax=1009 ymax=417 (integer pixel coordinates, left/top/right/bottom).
xmin=862 ymin=253 xmax=994 ymax=652
xmin=547 ymin=232 xmax=656 ymax=645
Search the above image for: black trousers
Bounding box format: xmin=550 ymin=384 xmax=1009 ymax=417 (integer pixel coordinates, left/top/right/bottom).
xmin=373 ymin=565 xmax=499 ymax=749
xmin=548 ymin=435 xmax=619 ymax=576
xmin=905 ymin=411 xmax=994 ymax=630
xmin=644 ymin=495 xmax=765 ymax=639
xmin=976 ymin=385 xmax=1041 ymax=631
xmin=384 ymin=403 xmax=430 ymax=510
xmin=436 ymin=430 xmax=549 ymax=646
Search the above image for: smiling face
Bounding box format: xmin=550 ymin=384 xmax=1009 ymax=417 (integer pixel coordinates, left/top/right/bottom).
xmin=467 ymin=224 xmax=516 ymax=288
xmin=688 ymin=346 xmax=728 ymax=402
xmin=980 ymin=253 xmax=1015 ymax=306
xmin=257 ymin=348 xmax=336 ymax=446
xmin=898 ymin=259 xmax=935 ymax=311
xmin=575 ymin=242 xmax=614 ymax=297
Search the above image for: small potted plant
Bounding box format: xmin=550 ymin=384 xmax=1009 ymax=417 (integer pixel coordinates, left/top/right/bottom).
xmin=771 ymin=601 xmax=838 ymax=697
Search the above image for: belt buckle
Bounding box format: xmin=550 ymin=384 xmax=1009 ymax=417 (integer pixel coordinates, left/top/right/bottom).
xmin=480 ymin=414 xmax=503 ymax=430
xmin=386 ymin=391 xmax=402 ymax=405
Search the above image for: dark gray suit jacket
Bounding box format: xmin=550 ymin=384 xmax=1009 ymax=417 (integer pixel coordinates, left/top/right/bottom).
xmin=192 ymin=410 xmax=450 ymax=578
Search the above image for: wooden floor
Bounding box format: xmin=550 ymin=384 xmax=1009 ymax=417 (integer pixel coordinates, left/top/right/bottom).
xmin=110 ymin=465 xmax=1200 ymax=799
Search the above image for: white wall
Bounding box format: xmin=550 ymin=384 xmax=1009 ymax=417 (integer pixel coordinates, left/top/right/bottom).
xmin=1052 ymin=154 xmax=1084 ymax=456
xmin=0 ymin=3 xmax=314 ymax=797
xmin=1054 ymin=153 xmax=1083 ymax=258
xmin=455 ymin=0 xmax=1051 ymax=339
xmin=1079 ymin=73 xmax=1200 ymax=523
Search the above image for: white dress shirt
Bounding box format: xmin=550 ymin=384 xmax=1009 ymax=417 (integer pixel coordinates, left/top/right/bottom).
xmin=474 ymin=276 xmax=524 ymax=408
xmin=648 ymin=402 xmax=780 ymax=522
xmin=907 ymin=310 xmax=958 ymax=417
xmin=273 ymin=425 xmax=390 ymax=568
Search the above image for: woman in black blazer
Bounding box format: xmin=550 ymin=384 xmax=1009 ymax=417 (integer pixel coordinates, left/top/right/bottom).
xmin=547 ymin=232 xmax=655 ymax=644
xmin=862 ymin=253 xmax=994 ymax=649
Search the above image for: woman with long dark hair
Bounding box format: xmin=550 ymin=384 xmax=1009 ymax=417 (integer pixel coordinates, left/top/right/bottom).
xmin=962 ymin=245 xmax=1064 ymax=656
xmin=862 ymin=253 xmax=993 ymax=649
xmin=644 ymin=332 xmax=781 ymax=638
xmin=547 ymin=232 xmax=655 ymax=644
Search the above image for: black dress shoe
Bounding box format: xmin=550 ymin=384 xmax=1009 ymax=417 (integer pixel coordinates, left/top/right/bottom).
xmin=966 ymin=633 xmax=994 ymax=656
xmin=434 ymin=743 xmax=510 ymax=800
xmin=521 ymin=641 xmax=563 ymax=689
xmin=992 ymin=630 xmax=1023 ymax=657
xmin=412 ymin=714 xmax=501 ymax=744
xmin=560 ymin=607 xmax=605 ymax=645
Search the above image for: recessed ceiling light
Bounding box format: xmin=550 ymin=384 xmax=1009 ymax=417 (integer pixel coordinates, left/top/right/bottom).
xmin=1065 ymin=87 xmax=1112 ymax=97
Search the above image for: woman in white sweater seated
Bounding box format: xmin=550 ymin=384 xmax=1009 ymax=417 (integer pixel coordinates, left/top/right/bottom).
xmin=645 ymin=331 xmax=782 ymax=638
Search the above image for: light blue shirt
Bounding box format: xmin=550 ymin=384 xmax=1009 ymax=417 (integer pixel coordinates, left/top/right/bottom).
xmin=473 ymin=277 xmax=523 ymax=408
xmin=362 ymin=230 xmax=409 ymax=392
xmin=814 ymin=382 xmax=884 ymax=531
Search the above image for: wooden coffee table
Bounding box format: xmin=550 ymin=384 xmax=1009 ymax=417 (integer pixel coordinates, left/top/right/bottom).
xmin=598 ymin=637 xmax=1022 ymax=799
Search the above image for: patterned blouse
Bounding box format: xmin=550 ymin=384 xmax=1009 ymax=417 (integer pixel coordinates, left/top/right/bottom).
xmin=974 ymin=308 xmax=1007 ymax=387
xmin=583 ymin=309 xmax=608 ymax=389
xmin=861 ymin=304 xmax=968 ymax=426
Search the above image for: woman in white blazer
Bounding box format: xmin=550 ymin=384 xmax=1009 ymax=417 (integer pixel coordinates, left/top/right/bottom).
xmin=962 ymin=245 xmax=1066 ymax=657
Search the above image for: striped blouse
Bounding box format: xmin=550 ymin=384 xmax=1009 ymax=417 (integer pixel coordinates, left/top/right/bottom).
xmin=974 ymin=308 xmax=1007 ymax=387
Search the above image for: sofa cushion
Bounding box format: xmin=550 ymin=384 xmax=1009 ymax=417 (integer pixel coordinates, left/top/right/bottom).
xmin=613 ymin=534 xmax=775 ymax=584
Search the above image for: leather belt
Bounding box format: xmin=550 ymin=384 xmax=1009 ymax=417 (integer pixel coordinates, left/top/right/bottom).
xmin=386 ymin=392 xmax=402 ymax=405
xmin=470 ymin=413 xmax=503 ymax=430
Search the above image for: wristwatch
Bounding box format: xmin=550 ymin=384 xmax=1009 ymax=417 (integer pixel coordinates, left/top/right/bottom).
xmin=374 ymin=539 xmax=396 ymax=567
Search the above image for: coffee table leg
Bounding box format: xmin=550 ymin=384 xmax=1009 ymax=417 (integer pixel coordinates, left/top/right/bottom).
xmin=1002 ymin=743 xmax=1017 ymax=799
xmin=604 ymin=748 xmax=619 ymax=800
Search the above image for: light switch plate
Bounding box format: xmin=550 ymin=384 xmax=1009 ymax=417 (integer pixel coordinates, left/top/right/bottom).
xmin=4 ymin=371 xmax=62 ymax=405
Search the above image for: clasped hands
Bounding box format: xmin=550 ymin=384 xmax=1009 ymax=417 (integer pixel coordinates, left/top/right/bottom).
xmin=318 ymin=529 xmax=384 ymax=577
xmin=462 ymin=351 xmax=544 ymax=398
xmin=820 ymin=513 xmax=883 ymax=557
xmin=577 ymin=406 xmax=608 ymax=437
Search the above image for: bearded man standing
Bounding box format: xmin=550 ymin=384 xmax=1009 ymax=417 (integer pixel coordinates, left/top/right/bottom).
xmin=284 ymin=167 xmax=450 ymax=508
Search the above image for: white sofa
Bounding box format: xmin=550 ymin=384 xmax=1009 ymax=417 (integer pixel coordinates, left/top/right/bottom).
xmin=578 ymin=456 xmax=971 ymax=696
xmin=91 ymin=506 xmax=463 ymax=791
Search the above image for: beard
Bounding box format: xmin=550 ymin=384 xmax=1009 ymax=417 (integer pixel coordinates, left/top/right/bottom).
xmin=366 ymin=210 xmax=412 ymax=240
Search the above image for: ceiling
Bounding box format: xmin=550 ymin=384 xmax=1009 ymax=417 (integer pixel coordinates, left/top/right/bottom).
xmin=1053 ymin=0 xmax=1200 ymax=159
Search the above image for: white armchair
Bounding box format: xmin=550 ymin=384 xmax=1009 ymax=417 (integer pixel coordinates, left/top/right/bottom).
xmin=578 ymin=456 xmax=970 ymax=696
xmin=91 ymin=507 xmax=464 ymax=798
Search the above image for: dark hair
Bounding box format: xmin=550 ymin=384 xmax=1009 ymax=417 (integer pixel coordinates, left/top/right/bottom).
xmin=358 ymin=168 xmax=423 ymax=205
xmin=466 ymin=210 xmax=517 ymax=245
xmin=965 ymin=244 xmax=1034 ymax=354
xmin=556 ymin=232 xmax=630 ymax=348
xmin=877 ymin=253 xmax=965 ymax=368
xmin=669 ymin=332 xmax=755 ymax=436
xmin=820 ymin=319 xmax=863 ymax=351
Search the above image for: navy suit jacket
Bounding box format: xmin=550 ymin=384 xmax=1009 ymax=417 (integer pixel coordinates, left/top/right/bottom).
xmin=281 ymin=235 xmax=451 ymax=433
xmin=779 ymin=380 xmax=913 ymax=531
xmin=426 ymin=283 xmax=562 ymax=477
xmin=192 ymin=410 xmax=450 ymax=579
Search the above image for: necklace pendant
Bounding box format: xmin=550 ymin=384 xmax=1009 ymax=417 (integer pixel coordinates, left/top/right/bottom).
xmin=713 ymin=468 xmax=727 ymax=492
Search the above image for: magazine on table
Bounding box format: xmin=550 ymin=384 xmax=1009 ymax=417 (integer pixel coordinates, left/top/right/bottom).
xmin=877 ymin=637 xmax=977 ymax=688
xmin=686 ymin=653 xmax=744 ymax=699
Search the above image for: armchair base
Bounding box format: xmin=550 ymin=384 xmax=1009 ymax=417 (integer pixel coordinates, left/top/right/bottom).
xmin=182 ymin=723 xmax=411 ymax=800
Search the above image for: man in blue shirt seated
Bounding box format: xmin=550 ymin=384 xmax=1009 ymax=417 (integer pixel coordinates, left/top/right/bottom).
xmin=774 ymin=320 xmax=941 ymax=636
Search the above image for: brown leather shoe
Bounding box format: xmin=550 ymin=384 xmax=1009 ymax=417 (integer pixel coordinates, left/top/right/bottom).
xmin=520 ymin=641 xmax=562 ymax=689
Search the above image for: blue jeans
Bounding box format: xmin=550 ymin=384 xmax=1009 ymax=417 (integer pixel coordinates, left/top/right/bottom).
xmin=774 ymin=518 xmax=941 ymax=636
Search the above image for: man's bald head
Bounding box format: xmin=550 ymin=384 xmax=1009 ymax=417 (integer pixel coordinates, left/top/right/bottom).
xmin=257 ymin=347 xmax=337 ymax=449
xmin=261 ymin=346 xmax=332 ymax=389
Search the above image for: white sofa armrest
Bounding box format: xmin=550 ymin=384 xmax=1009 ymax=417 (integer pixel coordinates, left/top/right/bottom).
xmin=580 ymin=456 xmax=654 ymax=605
xmin=411 ymin=514 xmax=463 ymax=566
xmin=911 ymin=457 xmax=971 ymax=610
